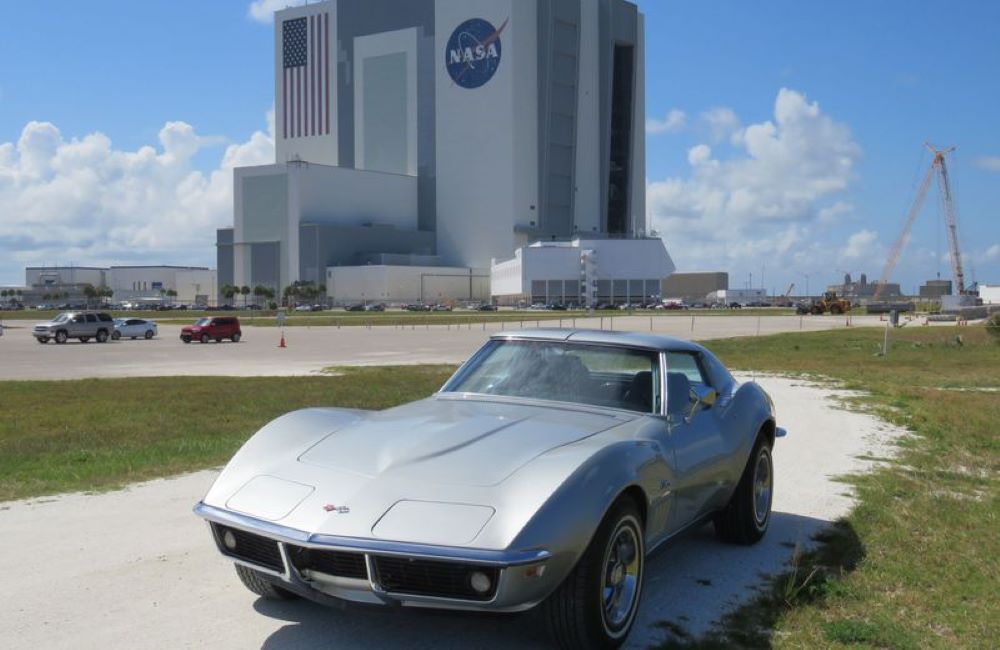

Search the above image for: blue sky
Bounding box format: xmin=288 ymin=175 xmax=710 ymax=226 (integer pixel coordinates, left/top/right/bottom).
xmin=1 ymin=0 xmax=998 ymax=293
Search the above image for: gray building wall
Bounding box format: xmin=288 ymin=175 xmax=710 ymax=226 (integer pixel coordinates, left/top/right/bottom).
xmin=216 ymin=229 xmax=234 ymax=298
xmin=299 ymin=223 xmax=435 ymax=284
xmin=662 ymin=272 xmax=729 ymax=301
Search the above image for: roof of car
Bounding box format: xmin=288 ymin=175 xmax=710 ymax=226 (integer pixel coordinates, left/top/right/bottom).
xmin=491 ymin=329 xmax=707 ymax=353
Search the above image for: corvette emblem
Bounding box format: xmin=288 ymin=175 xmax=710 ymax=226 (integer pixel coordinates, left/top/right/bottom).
xmin=323 ymin=504 xmax=350 ymax=514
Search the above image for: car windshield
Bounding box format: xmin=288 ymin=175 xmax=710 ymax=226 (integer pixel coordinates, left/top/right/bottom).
xmin=52 ymin=313 xmax=70 ymax=323
xmin=443 ymin=340 xmax=661 ymax=413
xmin=195 ymin=318 xmax=211 ymax=326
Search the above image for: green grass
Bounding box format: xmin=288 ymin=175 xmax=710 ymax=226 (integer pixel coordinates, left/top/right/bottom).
xmin=659 ymin=325 xmax=999 ymax=648
xmin=0 ymin=366 xmax=455 ymax=502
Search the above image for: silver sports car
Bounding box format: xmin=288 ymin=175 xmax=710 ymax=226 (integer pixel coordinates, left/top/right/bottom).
xmin=195 ymin=330 xmax=785 ymax=649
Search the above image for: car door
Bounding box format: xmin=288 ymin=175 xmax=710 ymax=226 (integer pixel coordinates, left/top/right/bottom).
xmin=662 ymin=351 xmax=733 ymax=532
xmin=69 ymin=314 xmax=86 ymax=336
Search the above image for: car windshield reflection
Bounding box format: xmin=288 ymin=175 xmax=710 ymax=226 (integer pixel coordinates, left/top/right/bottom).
xmin=443 ymin=340 xmax=660 ymax=413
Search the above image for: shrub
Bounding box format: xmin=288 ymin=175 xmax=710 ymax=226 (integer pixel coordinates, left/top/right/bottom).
xmin=987 ymin=312 xmax=1000 ymax=340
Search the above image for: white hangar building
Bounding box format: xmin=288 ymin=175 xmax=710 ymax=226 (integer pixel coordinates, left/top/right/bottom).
xmin=217 ymin=0 xmax=674 ymax=305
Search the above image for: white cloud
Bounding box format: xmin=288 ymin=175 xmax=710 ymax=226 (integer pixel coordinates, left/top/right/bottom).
xmin=975 ymin=156 xmax=1000 ymax=172
xmin=985 ymin=244 xmax=1000 ymax=261
xmin=842 ymin=229 xmax=879 ymax=259
xmin=0 ymin=113 xmax=274 ymax=283
xmin=248 ymin=0 xmax=306 ymax=23
xmin=648 ymin=88 xmax=862 ymax=281
xmin=702 ymin=107 xmax=741 ymax=143
xmin=646 ymin=109 xmax=686 ymax=135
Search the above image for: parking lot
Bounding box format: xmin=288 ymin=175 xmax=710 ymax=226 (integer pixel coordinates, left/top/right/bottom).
xmin=0 ymin=313 xmax=883 ymax=380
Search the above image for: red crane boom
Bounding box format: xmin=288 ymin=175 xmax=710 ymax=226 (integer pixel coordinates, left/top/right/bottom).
xmin=873 ymin=144 xmax=965 ymax=301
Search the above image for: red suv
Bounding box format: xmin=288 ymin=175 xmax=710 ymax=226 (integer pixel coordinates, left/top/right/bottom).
xmin=181 ymin=317 xmax=241 ymax=344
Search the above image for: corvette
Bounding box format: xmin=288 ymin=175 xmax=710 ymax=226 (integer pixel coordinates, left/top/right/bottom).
xmin=195 ymin=330 xmax=785 ymax=649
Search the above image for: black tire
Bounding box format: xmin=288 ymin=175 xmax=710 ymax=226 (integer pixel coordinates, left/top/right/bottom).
xmin=145 ymin=330 xmax=154 ymax=340
xmin=79 ymin=337 xmax=90 ymax=343
xmin=55 ymin=330 xmax=68 ymax=344
xmin=231 ymin=332 xmax=241 ymax=343
xmin=181 ymin=336 xmax=191 ymax=344
xmin=234 ymin=564 xmax=298 ymax=600
xmin=37 ymin=337 xmax=49 ymax=344
xmin=544 ymin=497 xmax=645 ymax=650
xmin=200 ymin=334 xmax=210 ymax=344
xmin=111 ymin=331 xmax=121 ymax=341
xmin=714 ymin=438 xmax=773 ymax=545
xmin=96 ymin=329 xmax=109 ymax=343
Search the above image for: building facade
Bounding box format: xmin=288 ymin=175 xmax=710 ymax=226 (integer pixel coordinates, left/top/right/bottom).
xmin=220 ymin=0 xmax=669 ymax=303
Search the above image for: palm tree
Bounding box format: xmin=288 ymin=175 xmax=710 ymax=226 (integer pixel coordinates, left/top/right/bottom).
xmin=102 ymin=287 xmax=114 ymax=306
xmin=166 ymin=289 xmax=178 ymax=306
xmin=253 ymin=285 xmax=268 ymax=309
xmin=82 ymin=284 xmax=97 ymax=308
xmin=221 ymin=284 xmax=238 ymax=307
xmin=240 ymin=286 xmax=251 ymax=308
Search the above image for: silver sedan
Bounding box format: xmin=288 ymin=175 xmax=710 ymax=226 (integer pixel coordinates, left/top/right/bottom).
xmin=112 ymin=318 xmax=157 ymax=340
xmin=195 ymin=329 xmax=785 ymax=649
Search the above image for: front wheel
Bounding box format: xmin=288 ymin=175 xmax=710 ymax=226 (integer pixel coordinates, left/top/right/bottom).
xmin=714 ymin=439 xmax=773 ymax=545
xmin=234 ymin=565 xmax=298 ymax=601
xmin=145 ymin=330 xmax=154 ymax=340
xmin=231 ymin=332 xmax=241 ymax=343
xmin=112 ymin=331 xmax=121 ymax=340
xmin=200 ymin=334 xmax=210 ymax=344
xmin=55 ymin=330 xmax=68 ymax=344
xmin=544 ymin=498 xmax=645 ymax=649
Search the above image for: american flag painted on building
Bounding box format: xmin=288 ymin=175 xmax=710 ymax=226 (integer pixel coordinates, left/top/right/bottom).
xmin=282 ymin=12 xmax=330 ymax=139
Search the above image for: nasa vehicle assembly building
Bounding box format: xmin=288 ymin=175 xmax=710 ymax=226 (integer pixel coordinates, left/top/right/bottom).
xmin=217 ymin=0 xmax=673 ymax=306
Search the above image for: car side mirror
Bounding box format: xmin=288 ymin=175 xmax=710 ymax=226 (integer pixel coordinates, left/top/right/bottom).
xmin=693 ymin=385 xmax=717 ymax=409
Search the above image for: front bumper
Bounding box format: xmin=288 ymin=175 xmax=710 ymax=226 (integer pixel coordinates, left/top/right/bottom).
xmin=194 ymin=502 xmax=555 ymax=612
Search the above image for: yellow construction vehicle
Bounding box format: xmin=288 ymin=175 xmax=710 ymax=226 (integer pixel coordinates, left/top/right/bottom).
xmin=808 ymin=291 xmax=852 ymax=315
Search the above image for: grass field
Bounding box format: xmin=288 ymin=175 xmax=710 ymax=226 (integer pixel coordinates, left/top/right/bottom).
xmin=0 ymin=366 xmax=455 ymax=502
xmin=663 ymin=326 xmax=1000 ymax=648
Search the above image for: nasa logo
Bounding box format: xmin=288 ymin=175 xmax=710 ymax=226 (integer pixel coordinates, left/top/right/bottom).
xmin=445 ymin=18 xmax=507 ymax=89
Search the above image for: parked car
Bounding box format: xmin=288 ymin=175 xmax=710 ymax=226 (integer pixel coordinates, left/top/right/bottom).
xmin=294 ymin=305 xmax=314 ymax=312
xmin=181 ymin=317 xmax=241 ymax=344
xmin=112 ymin=318 xmax=158 ymax=340
xmin=364 ymin=303 xmax=386 ymax=312
xmin=432 ymin=304 xmax=453 ymax=312
xmin=33 ymin=311 xmax=114 ymax=344
xmin=195 ymin=329 xmax=784 ymax=648
xmin=477 ymin=304 xmax=498 ymax=312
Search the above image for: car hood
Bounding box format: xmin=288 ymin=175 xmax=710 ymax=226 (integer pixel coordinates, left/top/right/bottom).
xmin=296 ymin=397 xmax=624 ymax=487
xmin=206 ymin=398 xmax=634 ymax=544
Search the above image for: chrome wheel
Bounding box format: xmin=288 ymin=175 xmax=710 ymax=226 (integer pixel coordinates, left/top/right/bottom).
xmin=752 ymin=447 xmax=773 ymax=527
xmin=601 ymin=519 xmax=641 ymax=634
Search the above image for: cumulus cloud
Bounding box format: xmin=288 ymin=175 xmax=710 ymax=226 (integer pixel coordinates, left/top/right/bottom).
xmin=842 ymin=229 xmax=879 ymax=259
xmin=248 ymin=0 xmax=306 ymax=23
xmin=647 ymin=88 xmax=863 ymax=282
xmin=975 ymin=156 xmax=1000 ymax=172
xmin=702 ymin=107 xmax=741 ymax=143
xmin=646 ymin=109 xmax=686 ymax=135
xmin=0 ymin=113 xmax=274 ymax=283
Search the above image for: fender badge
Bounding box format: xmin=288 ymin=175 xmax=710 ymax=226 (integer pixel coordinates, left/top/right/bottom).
xmin=324 ymin=504 xmax=350 ymax=514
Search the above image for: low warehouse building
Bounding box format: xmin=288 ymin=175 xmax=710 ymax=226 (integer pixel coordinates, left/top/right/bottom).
xmin=662 ymin=272 xmax=728 ymax=303
xmin=327 ymin=263 xmax=489 ymax=305
xmin=491 ymin=238 xmax=674 ymax=307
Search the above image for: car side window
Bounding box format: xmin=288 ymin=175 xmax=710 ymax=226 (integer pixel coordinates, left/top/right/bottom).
xmin=98 ymin=313 xmax=113 ymax=322
xmin=72 ymin=314 xmax=85 ymax=323
xmin=85 ymin=314 xmax=97 ymax=323
xmin=665 ymin=352 xmax=710 ymax=388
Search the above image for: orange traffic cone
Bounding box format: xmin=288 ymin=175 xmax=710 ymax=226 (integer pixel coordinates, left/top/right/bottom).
xmin=279 ymin=332 xmax=287 ymax=348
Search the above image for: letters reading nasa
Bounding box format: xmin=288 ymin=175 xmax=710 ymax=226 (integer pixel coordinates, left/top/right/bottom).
xmin=445 ymin=18 xmax=507 ymax=89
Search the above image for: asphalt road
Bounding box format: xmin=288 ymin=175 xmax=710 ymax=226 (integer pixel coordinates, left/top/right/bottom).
xmin=0 ymin=313 xmax=880 ymax=380
xmin=0 ymin=376 xmax=902 ymax=649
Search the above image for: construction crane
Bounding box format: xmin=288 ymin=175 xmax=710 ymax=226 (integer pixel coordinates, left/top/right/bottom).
xmin=874 ymin=143 xmax=966 ymax=300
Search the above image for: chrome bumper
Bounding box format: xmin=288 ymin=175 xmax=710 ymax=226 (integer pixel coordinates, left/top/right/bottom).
xmin=194 ymin=502 xmax=555 ymax=612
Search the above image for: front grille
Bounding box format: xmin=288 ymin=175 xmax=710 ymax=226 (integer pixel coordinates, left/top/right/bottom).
xmin=373 ymin=556 xmax=500 ymax=601
xmin=212 ymin=524 xmax=284 ymax=572
xmin=286 ymin=545 xmax=367 ymax=580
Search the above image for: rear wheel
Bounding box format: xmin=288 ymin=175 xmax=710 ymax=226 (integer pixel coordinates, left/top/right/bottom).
xmin=55 ymin=330 xmax=68 ymax=344
xmin=544 ymin=497 xmax=645 ymax=649
xmin=96 ymin=329 xmax=109 ymax=343
xmin=234 ymin=565 xmax=298 ymax=600
xmin=714 ymin=439 xmax=773 ymax=545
